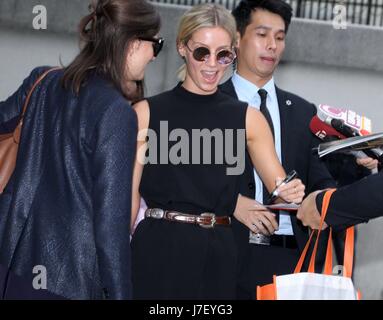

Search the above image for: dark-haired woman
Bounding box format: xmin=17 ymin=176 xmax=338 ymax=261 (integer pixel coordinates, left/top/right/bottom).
xmin=0 ymin=0 xmax=162 ymax=299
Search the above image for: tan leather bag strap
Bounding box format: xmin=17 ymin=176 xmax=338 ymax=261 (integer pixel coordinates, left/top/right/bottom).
xmin=13 ymin=67 xmax=61 ymax=145
xmin=20 ymin=67 xmax=61 ymax=119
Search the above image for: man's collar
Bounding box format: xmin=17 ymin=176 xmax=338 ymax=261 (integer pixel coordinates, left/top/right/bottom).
xmin=232 ymin=71 xmax=277 ymax=102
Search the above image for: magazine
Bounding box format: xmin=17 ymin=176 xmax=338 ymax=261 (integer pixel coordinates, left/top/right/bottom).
xmin=263 ymin=203 xmax=300 ymax=212
xmin=316 ymin=131 xmax=383 ymax=158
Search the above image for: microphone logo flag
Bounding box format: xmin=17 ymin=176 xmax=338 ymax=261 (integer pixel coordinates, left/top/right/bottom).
xmin=317 ymin=104 xmax=372 ymax=136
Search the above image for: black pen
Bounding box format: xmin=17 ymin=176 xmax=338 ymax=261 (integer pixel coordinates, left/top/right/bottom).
xmin=266 ymin=170 xmax=298 ymax=204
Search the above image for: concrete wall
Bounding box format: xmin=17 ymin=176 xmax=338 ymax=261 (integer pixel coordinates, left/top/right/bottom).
xmin=1 ymin=1 xmax=383 ymax=299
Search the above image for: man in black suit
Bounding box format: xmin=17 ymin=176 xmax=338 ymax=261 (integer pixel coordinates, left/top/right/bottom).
xmin=297 ymin=171 xmax=383 ymax=230
xmin=321 ymin=153 xmax=377 ymax=266
xmin=220 ymin=0 xmax=335 ymax=299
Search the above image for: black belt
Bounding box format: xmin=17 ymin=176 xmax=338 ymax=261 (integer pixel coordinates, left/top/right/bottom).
xmin=269 ymin=234 xmax=298 ymax=249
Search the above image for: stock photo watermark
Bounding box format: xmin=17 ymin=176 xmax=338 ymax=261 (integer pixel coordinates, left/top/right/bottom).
xmin=333 ymin=1 xmax=348 ymax=30
xmin=32 ymin=5 xmax=47 ymax=30
xmin=32 ymin=265 xmax=47 ymax=290
xmin=137 ymin=121 xmax=246 ymax=176
xmin=28 ymin=2 xmax=365 ymax=32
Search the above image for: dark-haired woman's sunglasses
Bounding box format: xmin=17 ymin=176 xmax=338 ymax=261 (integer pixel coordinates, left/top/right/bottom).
xmin=186 ymin=42 xmax=236 ymax=65
xmin=139 ymin=37 xmax=164 ymax=57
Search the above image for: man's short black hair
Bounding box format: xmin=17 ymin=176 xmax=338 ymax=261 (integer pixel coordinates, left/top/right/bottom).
xmin=232 ymin=0 xmax=293 ymax=36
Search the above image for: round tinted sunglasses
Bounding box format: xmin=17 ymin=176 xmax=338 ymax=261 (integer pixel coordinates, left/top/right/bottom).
xmin=139 ymin=37 xmax=164 ymax=57
xmin=185 ymin=41 xmax=236 ymax=65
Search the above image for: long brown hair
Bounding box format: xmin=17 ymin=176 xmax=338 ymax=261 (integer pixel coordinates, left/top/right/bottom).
xmin=62 ymin=0 xmax=161 ymax=102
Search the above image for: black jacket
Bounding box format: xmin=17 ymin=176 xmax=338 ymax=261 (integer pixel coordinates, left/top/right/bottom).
xmin=318 ymin=170 xmax=383 ymax=229
xmin=0 ymin=67 xmax=137 ymax=299
xmin=219 ymin=79 xmax=335 ymax=251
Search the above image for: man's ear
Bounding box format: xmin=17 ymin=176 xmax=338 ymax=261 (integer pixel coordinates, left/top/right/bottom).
xmin=235 ymin=31 xmax=241 ymax=49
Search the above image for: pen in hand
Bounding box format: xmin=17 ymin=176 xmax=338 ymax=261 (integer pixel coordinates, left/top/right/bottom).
xmin=266 ymin=170 xmax=298 ymax=204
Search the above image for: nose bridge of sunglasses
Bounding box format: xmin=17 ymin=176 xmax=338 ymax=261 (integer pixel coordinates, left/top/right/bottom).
xmin=203 ymin=50 xmax=218 ymax=65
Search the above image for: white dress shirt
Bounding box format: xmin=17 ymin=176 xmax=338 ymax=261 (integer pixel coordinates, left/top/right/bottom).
xmin=231 ymin=71 xmax=293 ymax=235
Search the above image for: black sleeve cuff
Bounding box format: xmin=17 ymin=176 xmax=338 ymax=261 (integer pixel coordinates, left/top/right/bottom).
xmin=315 ymin=190 xmax=343 ymax=230
xmin=316 ymin=190 xmax=354 ymax=231
xmin=315 ymin=190 xmax=325 ymax=214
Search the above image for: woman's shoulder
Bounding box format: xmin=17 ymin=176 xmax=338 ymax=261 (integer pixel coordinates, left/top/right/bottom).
xmin=29 ymin=65 xmax=57 ymax=78
xmin=132 ymin=99 xmax=149 ymax=130
xmin=76 ymin=74 xmax=136 ymax=127
xmin=20 ymin=66 xmax=62 ymax=91
xmin=146 ymin=87 xmax=176 ymax=104
xmin=80 ymin=73 xmax=133 ymax=112
xmin=215 ymin=90 xmax=248 ymax=119
xmin=141 ymin=88 xmax=179 ymax=117
xmin=217 ymin=90 xmax=248 ymax=109
xmin=132 ymin=99 xmax=149 ymax=115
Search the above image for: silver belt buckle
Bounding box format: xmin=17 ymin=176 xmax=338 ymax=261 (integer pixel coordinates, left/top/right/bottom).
xmin=249 ymin=232 xmax=271 ymax=245
xmin=199 ymin=212 xmax=216 ymax=228
xmin=145 ymin=208 xmax=165 ymax=219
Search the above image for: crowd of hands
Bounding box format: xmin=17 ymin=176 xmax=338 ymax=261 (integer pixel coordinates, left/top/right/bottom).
xmin=234 ymin=156 xmax=378 ymax=234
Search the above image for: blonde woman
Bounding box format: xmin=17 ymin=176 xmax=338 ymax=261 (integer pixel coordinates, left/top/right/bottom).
xmin=131 ymin=4 xmax=304 ymax=299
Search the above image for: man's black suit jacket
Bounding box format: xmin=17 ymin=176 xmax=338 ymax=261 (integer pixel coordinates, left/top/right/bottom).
xmin=318 ymin=170 xmax=383 ymax=229
xmin=219 ymin=79 xmax=335 ymax=252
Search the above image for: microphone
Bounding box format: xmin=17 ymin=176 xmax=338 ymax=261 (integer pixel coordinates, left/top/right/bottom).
xmin=327 ymin=117 xmax=383 ymax=163
xmin=314 ymin=105 xmax=382 ymax=170
xmin=330 ymin=118 xmax=359 ymax=138
xmin=309 ymin=116 xmax=347 ymax=140
xmin=310 ymin=116 xmax=372 ymax=160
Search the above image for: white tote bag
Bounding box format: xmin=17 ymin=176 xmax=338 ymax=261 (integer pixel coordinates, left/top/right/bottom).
xmin=257 ymin=189 xmax=361 ymax=300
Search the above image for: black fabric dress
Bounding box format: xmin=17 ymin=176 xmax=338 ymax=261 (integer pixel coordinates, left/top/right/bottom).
xmin=131 ymin=83 xmax=248 ymax=299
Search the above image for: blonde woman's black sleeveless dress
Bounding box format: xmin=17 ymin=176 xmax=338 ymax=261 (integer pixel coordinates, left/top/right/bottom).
xmin=131 ymin=83 xmax=248 ymax=299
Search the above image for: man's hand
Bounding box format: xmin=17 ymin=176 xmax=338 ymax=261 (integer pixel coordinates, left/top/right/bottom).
xmin=356 ymin=157 xmax=378 ymax=171
xmin=233 ymin=194 xmax=278 ymax=236
xmin=296 ymin=190 xmax=328 ymax=230
xmin=275 ymin=178 xmax=305 ymax=204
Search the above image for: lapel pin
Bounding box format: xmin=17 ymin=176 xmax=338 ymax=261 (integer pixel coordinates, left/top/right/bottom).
xmin=286 ymin=100 xmax=292 ymax=106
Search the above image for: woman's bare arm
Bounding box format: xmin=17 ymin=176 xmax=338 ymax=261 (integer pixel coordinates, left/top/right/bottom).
xmin=131 ymin=99 xmax=150 ymax=230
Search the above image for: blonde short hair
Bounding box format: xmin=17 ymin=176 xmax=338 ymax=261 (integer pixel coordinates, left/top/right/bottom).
xmin=176 ymin=4 xmax=237 ymax=80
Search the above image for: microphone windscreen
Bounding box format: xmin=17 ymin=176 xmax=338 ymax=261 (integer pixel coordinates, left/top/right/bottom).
xmin=330 ymin=119 xmax=359 ymax=137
